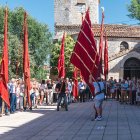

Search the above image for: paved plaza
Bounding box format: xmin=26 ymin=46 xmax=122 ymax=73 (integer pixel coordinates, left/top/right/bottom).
xmin=0 ymin=100 xmax=140 ymax=140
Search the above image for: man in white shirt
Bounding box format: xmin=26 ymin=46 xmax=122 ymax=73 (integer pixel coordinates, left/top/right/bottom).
xmin=9 ymin=78 xmax=17 ymax=113
xmin=89 ymin=75 xmax=105 ymax=121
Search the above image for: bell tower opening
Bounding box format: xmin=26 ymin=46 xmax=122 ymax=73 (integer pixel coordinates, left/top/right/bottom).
xmin=124 ymin=57 xmax=140 ymax=80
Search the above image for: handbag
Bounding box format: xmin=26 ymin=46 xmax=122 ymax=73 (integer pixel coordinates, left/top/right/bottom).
xmin=20 ymin=92 xmax=24 ymax=97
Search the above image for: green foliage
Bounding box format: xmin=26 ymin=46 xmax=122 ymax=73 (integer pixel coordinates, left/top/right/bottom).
xmin=128 ymin=0 xmax=140 ymax=21
xmin=0 ymin=6 xmax=52 ymax=80
xmin=50 ymin=35 xmax=75 ymax=78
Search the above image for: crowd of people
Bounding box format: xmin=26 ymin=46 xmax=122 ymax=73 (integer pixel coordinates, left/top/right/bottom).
xmin=106 ymin=77 xmax=140 ymax=105
xmin=1 ymin=76 xmax=140 ymax=120
xmin=0 ymin=77 xmax=92 ymax=117
xmin=89 ymin=76 xmax=140 ymax=121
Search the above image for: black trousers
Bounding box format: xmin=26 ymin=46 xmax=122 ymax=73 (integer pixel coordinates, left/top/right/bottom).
xmin=131 ymin=90 xmax=136 ymax=104
xmin=117 ymin=89 xmax=121 ymax=101
xmin=57 ymin=93 xmax=68 ymax=111
xmin=79 ymin=89 xmax=85 ymax=102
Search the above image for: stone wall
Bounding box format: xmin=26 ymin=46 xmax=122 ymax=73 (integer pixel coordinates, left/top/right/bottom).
xmin=54 ymin=0 xmax=99 ymax=25
xmin=96 ymin=37 xmax=140 ymax=80
xmin=108 ymin=51 xmax=140 ymax=80
xmin=107 ymin=38 xmax=140 ymax=57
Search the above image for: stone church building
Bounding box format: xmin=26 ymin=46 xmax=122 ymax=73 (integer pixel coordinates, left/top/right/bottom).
xmin=54 ymin=0 xmax=140 ymax=80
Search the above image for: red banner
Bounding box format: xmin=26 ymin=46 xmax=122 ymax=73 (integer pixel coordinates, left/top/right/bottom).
xmin=73 ymin=67 xmax=78 ymax=100
xmin=104 ymin=35 xmax=109 ymax=80
xmin=23 ymin=12 xmax=31 ymax=107
xmin=70 ymin=9 xmax=99 ymax=95
xmin=0 ymin=8 xmax=10 ymax=108
xmin=57 ymin=33 xmax=65 ymax=78
xmin=98 ymin=11 xmax=104 ymax=76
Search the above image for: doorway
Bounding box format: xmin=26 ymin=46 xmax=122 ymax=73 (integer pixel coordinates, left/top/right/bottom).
xmin=124 ymin=57 xmax=140 ymax=80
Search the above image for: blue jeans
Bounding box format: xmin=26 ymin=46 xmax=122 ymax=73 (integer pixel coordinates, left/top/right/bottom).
xmin=10 ymin=93 xmax=17 ymax=113
xmin=57 ymin=93 xmax=68 ymax=111
xmin=30 ymin=93 xmax=35 ymax=107
xmin=67 ymin=92 xmax=72 ymax=104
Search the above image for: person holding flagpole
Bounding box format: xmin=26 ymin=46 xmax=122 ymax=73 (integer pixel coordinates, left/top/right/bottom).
xmin=56 ymin=32 xmax=68 ymax=111
xmin=55 ymin=77 xmax=68 ymax=111
xmin=89 ymin=75 xmax=105 ymax=121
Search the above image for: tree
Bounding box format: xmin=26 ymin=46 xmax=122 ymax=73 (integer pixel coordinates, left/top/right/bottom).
xmin=50 ymin=35 xmax=75 ymax=78
xmin=128 ymin=0 xmax=140 ymax=21
xmin=0 ymin=6 xmax=52 ymax=80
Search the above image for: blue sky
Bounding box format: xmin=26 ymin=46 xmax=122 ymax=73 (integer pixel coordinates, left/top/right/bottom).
xmin=99 ymin=0 xmax=138 ymax=25
xmin=0 ymin=0 xmax=138 ymax=33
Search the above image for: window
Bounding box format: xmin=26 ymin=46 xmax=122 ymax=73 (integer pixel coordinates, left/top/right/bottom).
xmin=120 ymin=41 xmax=129 ymax=52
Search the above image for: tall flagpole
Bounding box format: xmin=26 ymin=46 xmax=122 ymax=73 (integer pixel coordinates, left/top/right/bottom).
xmin=0 ymin=7 xmax=10 ymax=108
xmin=98 ymin=7 xmax=105 ymax=77
xmin=57 ymin=32 xmax=66 ymax=78
xmin=104 ymin=33 xmax=108 ymax=81
xmin=23 ymin=11 xmax=31 ymax=108
xmin=73 ymin=67 xmax=78 ymax=102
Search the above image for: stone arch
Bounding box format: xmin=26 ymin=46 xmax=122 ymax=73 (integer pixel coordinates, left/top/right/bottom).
xmin=120 ymin=41 xmax=129 ymax=52
xmin=124 ymin=57 xmax=140 ymax=79
xmin=120 ymin=51 xmax=140 ymax=68
xmin=124 ymin=57 xmax=140 ymax=68
xmin=119 ymin=51 xmax=140 ymax=79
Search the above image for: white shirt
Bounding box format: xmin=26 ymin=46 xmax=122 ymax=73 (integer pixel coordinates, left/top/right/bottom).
xmin=10 ymin=82 xmax=16 ymax=93
xmin=16 ymin=86 xmax=20 ymax=97
xmin=93 ymin=82 xmax=105 ymax=100
xmin=78 ymin=82 xmax=85 ymax=90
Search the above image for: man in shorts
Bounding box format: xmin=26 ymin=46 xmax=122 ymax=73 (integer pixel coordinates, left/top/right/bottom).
xmin=89 ymin=75 xmax=105 ymax=121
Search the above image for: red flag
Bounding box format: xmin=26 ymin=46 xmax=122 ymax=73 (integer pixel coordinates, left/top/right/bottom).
xmin=72 ymin=67 xmax=78 ymax=100
xmin=57 ymin=33 xmax=65 ymax=78
xmin=70 ymin=9 xmax=99 ymax=95
xmin=0 ymin=8 xmax=10 ymax=108
xmin=98 ymin=10 xmax=104 ymax=76
xmin=1 ymin=8 xmax=9 ymax=83
xmin=23 ymin=12 xmax=31 ymax=107
xmin=104 ymin=35 xmax=108 ymax=81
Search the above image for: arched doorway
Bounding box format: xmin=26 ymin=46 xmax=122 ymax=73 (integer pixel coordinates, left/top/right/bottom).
xmin=124 ymin=57 xmax=140 ymax=79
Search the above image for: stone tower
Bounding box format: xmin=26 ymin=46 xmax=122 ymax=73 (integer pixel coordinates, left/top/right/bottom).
xmin=54 ymin=0 xmax=99 ymax=25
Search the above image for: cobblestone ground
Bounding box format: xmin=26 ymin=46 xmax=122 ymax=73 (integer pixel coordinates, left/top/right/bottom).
xmin=0 ymin=100 xmax=140 ymax=140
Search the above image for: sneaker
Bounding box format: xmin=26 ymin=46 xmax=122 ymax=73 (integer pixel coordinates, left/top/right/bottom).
xmin=29 ymin=107 xmax=32 ymax=111
xmin=95 ymin=116 xmax=102 ymax=121
xmin=5 ymin=113 xmax=10 ymax=116
xmin=10 ymin=112 xmax=14 ymax=114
